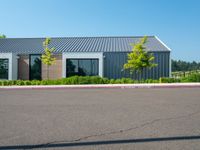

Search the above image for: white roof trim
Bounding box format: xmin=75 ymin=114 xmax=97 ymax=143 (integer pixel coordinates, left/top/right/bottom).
xmin=155 ymin=36 xmax=171 ymax=51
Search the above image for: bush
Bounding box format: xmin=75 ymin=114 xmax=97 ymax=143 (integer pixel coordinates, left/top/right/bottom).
xmin=0 ymin=74 xmax=199 ymax=86
xmin=59 ymin=76 xmax=79 ymax=84
xmin=121 ymin=78 xmax=134 ymax=84
xmin=23 ymin=80 xmax=32 ymax=85
xmin=2 ymin=80 xmax=9 ymax=86
xmin=77 ymin=76 xmax=91 ymax=84
xmin=53 ymin=80 xmax=62 ymax=85
xmin=90 ymin=76 xmax=108 ymax=84
xmin=159 ymin=77 xmax=181 ymax=83
xmin=109 ymin=79 xmax=115 ymax=84
xmin=114 ymin=79 xmax=122 ymax=84
xmin=16 ymin=80 xmax=25 ymax=85
xmin=139 ymin=79 xmax=146 ymax=83
xmin=30 ymin=80 xmax=41 ymax=85
xmin=101 ymin=77 xmax=110 ymax=84
xmin=181 ymin=73 xmax=200 ymax=82
xmin=40 ymin=80 xmax=49 ymax=85
xmin=145 ymin=79 xmax=159 ymax=83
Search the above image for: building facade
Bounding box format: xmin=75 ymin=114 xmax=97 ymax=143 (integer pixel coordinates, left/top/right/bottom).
xmin=0 ymin=36 xmax=171 ymax=80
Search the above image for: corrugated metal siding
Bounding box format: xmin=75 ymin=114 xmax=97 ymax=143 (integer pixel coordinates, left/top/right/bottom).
xmin=103 ymin=52 xmax=170 ymax=79
xmin=0 ymin=36 xmax=170 ymax=54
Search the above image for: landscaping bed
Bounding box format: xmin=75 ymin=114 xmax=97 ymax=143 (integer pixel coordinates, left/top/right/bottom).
xmin=0 ymin=73 xmax=200 ymax=86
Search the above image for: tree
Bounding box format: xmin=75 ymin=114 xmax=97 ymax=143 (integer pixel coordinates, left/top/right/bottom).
xmin=171 ymin=59 xmax=200 ymax=72
xmin=41 ymin=38 xmax=56 ymax=80
xmin=0 ymin=34 xmax=6 ymax=38
xmin=123 ymin=36 xmax=157 ymax=77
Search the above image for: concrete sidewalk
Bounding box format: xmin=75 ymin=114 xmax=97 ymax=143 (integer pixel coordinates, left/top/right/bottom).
xmin=0 ymin=83 xmax=200 ymax=90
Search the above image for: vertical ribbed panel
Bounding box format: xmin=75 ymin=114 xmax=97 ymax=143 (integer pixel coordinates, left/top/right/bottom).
xmin=103 ymin=52 xmax=170 ymax=80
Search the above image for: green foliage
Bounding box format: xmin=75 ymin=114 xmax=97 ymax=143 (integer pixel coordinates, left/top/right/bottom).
xmin=0 ymin=34 xmax=6 ymax=38
xmin=160 ymin=73 xmax=200 ymax=83
xmin=172 ymin=59 xmax=200 ymax=72
xmin=110 ymin=79 xmax=116 ymax=84
xmin=172 ymin=70 xmax=200 ymax=78
xmin=145 ymin=79 xmax=159 ymax=83
xmin=16 ymin=80 xmax=25 ymax=85
xmin=30 ymin=80 xmax=41 ymax=85
xmin=75 ymin=76 xmax=110 ymax=84
xmin=0 ymin=73 xmax=200 ymax=86
xmin=114 ymin=78 xmax=134 ymax=84
xmin=181 ymin=73 xmax=200 ymax=82
xmin=159 ymin=77 xmax=181 ymax=83
xmin=124 ymin=36 xmax=157 ymax=74
xmin=41 ymin=38 xmax=56 ymax=80
xmin=0 ymin=76 xmax=152 ymax=86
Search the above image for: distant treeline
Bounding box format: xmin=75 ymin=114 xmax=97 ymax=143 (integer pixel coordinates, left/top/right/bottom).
xmin=172 ymin=60 xmax=200 ymax=72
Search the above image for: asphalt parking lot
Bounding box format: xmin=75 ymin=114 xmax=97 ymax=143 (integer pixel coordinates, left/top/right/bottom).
xmin=0 ymin=88 xmax=200 ymax=150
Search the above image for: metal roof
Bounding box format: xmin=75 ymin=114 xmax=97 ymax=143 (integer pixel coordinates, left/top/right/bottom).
xmin=0 ymin=36 xmax=170 ymax=54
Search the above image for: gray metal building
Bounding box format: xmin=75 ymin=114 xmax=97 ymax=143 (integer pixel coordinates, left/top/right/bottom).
xmin=0 ymin=36 xmax=171 ymax=80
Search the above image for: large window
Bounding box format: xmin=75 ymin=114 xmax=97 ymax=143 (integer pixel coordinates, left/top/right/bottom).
xmin=30 ymin=55 xmax=41 ymax=80
xmin=0 ymin=59 xmax=9 ymax=80
xmin=66 ymin=59 xmax=99 ymax=77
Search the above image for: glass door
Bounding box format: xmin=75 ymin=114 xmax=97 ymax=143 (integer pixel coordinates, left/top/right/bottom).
xmin=0 ymin=59 xmax=9 ymax=80
xmin=30 ymin=55 xmax=41 ymax=80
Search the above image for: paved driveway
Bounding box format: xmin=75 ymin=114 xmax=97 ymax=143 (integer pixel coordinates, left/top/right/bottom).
xmin=0 ymin=88 xmax=200 ymax=150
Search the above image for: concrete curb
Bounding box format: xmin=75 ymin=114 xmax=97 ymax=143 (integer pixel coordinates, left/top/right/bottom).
xmin=0 ymin=83 xmax=200 ymax=90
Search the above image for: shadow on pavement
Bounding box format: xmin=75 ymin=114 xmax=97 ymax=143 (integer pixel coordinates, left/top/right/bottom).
xmin=0 ymin=135 xmax=200 ymax=149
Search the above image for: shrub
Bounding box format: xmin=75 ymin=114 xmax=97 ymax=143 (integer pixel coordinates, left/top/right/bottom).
xmin=78 ymin=76 xmax=90 ymax=84
xmin=0 ymin=75 xmax=199 ymax=86
xmin=181 ymin=73 xmax=200 ymax=82
xmin=23 ymin=80 xmax=32 ymax=85
xmin=114 ymin=79 xmax=122 ymax=84
xmin=16 ymin=80 xmax=25 ymax=85
xmin=10 ymin=81 xmax=16 ymax=85
xmin=133 ymin=80 xmax=139 ymax=83
xmin=90 ymin=76 xmax=107 ymax=84
xmin=45 ymin=80 xmax=57 ymax=85
xmin=62 ymin=76 xmax=79 ymax=84
xmin=108 ymin=78 xmax=135 ymax=84
xmin=60 ymin=76 xmax=109 ymax=84
xmin=145 ymin=79 xmax=159 ymax=83
xmin=101 ymin=77 xmax=110 ymax=84
xmin=2 ymin=80 xmax=9 ymax=86
xmin=159 ymin=77 xmax=181 ymax=83
xmin=30 ymin=80 xmax=40 ymax=85
xmin=120 ymin=78 xmax=134 ymax=84
xmin=109 ymin=79 xmax=115 ymax=84
xmin=53 ymin=80 xmax=62 ymax=85
xmin=139 ymin=79 xmax=146 ymax=83
xmin=40 ymin=80 xmax=49 ymax=85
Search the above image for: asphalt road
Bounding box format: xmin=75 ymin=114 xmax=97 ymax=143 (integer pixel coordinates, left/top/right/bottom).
xmin=0 ymin=88 xmax=200 ymax=150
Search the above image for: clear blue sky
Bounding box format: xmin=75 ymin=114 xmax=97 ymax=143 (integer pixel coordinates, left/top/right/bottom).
xmin=0 ymin=0 xmax=199 ymax=61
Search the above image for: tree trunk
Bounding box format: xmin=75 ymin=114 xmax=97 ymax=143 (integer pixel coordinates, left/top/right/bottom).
xmin=47 ymin=65 xmax=49 ymax=80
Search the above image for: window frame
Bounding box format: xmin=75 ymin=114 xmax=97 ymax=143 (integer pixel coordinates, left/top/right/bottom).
xmin=0 ymin=58 xmax=9 ymax=80
xmin=66 ymin=58 xmax=99 ymax=77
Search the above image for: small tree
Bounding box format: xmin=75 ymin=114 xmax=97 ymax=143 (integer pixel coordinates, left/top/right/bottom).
xmin=41 ymin=38 xmax=56 ymax=80
xmin=0 ymin=34 xmax=6 ymax=38
xmin=124 ymin=36 xmax=157 ymax=78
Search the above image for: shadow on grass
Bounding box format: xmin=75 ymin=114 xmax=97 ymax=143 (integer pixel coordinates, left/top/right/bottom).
xmin=0 ymin=135 xmax=200 ymax=149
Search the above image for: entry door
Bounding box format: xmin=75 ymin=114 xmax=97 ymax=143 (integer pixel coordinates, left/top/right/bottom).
xmin=30 ymin=55 xmax=41 ymax=80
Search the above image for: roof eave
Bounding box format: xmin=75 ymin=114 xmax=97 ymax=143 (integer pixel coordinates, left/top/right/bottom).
xmin=155 ymin=36 xmax=171 ymax=51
